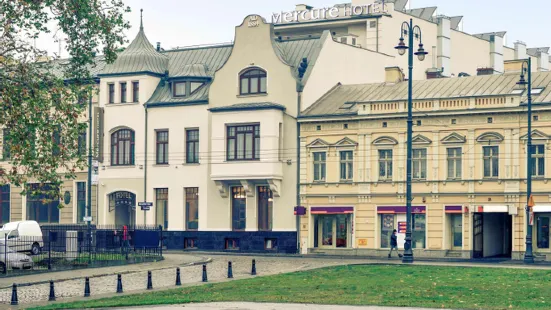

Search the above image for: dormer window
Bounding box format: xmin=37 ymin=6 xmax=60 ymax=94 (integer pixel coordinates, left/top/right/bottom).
xmin=172 ymin=80 xmax=205 ymax=98
xmin=240 ymin=68 xmax=267 ymax=95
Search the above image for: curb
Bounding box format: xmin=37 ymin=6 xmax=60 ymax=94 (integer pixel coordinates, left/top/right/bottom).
xmin=0 ymin=257 xmax=212 ymax=290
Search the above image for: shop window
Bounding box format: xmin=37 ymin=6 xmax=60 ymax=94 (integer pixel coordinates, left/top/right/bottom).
xmin=225 ymin=238 xmax=240 ymax=250
xmin=380 ymin=214 xmax=395 ymax=248
xmin=537 ymin=217 xmax=549 ymax=249
xmin=412 ymin=214 xmax=426 ymax=249
xmin=185 ymin=187 xmax=199 ymax=230
xmin=239 ymin=68 xmax=267 ymax=95
xmin=257 ymin=186 xmax=273 ymax=231
xmin=264 ymin=238 xmax=277 ymax=250
xmin=184 ymin=238 xmax=198 ymax=249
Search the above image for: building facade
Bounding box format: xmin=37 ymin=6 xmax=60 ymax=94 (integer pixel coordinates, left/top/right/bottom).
xmin=298 ymin=66 xmax=551 ymax=260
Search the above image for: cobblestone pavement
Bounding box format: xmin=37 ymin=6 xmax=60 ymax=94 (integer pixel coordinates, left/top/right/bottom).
xmin=114 ymin=302 xmax=443 ymax=310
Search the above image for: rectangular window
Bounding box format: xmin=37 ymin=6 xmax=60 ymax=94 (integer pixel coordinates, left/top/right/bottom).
xmin=173 ymin=82 xmax=186 ymax=97
xmin=378 ymin=150 xmax=393 ymax=180
xmin=0 ymin=185 xmax=10 ymax=224
xmin=231 ymin=187 xmax=246 ymax=231
xmin=155 ymin=188 xmax=168 ymax=229
xmin=120 ymin=82 xmax=127 ymax=103
xmin=264 ymin=238 xmax=277 ymax=250
xmin=78 ymin=130 xmax=87 ymax=156
xmin=108 ymin=83 xmax=115 ymax=104
xmin=2 ymin=128 xmax=10 ymax=160
xmin=53 ymin=126 xmax=61 ymax=156
xmin=483 ymin=146 xmax=499 ymax=178
xmin=185 ymin=187 xmax=199 ymax=231
xmin=537 ymin=216 xmax=550 ymax=249
xmin=313 ymin=152 xmax=326 ymax=182
xmin=340 ymin=151 xmax=353 ymax=181
xmin=186 ymin=129 xmax=199 ymax=164
xmin=380 ymin=214 xmax=395 ymax=248
xmin=531 ymin=145 xmax=545 ymax=177
xmin=190 ymin=82 xmax=204 ymax=94
xmin=412 ymin=214 xmax=426 ymax=249
xmin=412 ymin=149 xmax=427 ymax=180
xmin=447 ymin=148 xmax=462 ymax=180
xmin=132 ymin=81 xmax=139 ymax=102
xmin=184 ymin=238 xmax=198 ymax=249
xmin=26 ymin=183 xmax=59 ymax=223
xmin=156 ymin=130 xmax=169 ymax=164
xmin=76 ymin=182 xmax=86 ymax=223
xmin=225 ymin=238 xmax=240 ymax=250
xmin=227 ymin=124 xmax=260 ymax=161
xmin=257 ymin=186 xmax=273 ymax=231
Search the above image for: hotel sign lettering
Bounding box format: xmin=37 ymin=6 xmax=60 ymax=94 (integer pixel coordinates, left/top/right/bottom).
xmin=272 ymin=3 xmax=387 ymax=24
xmin=93 ymin=107 xmax=104 ymax=162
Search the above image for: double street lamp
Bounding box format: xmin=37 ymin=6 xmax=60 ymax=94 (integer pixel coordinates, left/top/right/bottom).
xmin=395 ymin=19 xmax=427 ymax=264
xmin=516 ymin=58 xmax=534 ymax=264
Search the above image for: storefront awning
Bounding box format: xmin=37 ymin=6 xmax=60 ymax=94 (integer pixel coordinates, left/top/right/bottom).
xmin=533 ymin=205 xmax=551 ymax=213
xmin=445 ymin=205 xmax=463 ymax=214
xmin=377 ymin=206 xmax=426 ymax=214
xmin=474 ymin=205 xmax=509 ymax=213
xmin=311 ymin=206 xmax=354 ymax=214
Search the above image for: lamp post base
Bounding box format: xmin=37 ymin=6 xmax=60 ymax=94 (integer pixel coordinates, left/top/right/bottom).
xmin=402 ymin=235 xmax=414 ymax=264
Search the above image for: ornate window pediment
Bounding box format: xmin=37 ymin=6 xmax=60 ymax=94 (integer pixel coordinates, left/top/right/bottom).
xmin=306 ymin=138 xmax=330 ymax=148
xmin=441 ymin=132 xmax=466 ymax=144
xmin=372 ymin=136 xmax=398 ymax=146
xmin=334 ymin=137 xmax=358 ymax=147
xmin=520 ymin=130 xmax=549 ymax=141
xmin=411 ymin=134 xmax=432 ymax=145
xmin=476 ymin=132 xmax=504 ymax=144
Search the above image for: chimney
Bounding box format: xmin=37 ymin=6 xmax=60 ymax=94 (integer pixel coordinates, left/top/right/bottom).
xmin=490 ymin=34 xmax=504 ymax=74
xmin=385 ymin=67 xmax=405 ymax=83
xmin=537 ymin=50 xmax=549 ymax=71
xmin=156 ymin=42 xmax=161 ymax=52
xmin=514 ymin=41 xmax=527 ymax=59
xmin=436 ymin=16 xmax=451 ymax=77
xmin=477 ymin=67 xmax=496 ymax=76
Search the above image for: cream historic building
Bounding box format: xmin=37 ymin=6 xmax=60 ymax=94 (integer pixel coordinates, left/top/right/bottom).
xmin=1 ymin=0 xmax=550 ymax=256
xmin=298 ymin=66 xmax=551 ymax=260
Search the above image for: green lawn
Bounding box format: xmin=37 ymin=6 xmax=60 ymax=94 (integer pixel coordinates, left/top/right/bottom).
xmin=30 ymin=264 xmax=551 ymax=310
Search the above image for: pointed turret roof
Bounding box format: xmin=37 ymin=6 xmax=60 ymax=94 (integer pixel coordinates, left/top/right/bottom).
xmin=101 ymin=9 xmax=168 ymax=76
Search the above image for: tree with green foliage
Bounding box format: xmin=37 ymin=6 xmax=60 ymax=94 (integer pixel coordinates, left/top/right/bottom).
xmin=0 ymin=0 xmax=130 ymax=198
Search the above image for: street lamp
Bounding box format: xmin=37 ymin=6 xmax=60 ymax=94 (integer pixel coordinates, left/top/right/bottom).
xmin=516 ymin=58 xmax=534 ymax=264
xmin=395 ymin=19 xmax=427 ymax=264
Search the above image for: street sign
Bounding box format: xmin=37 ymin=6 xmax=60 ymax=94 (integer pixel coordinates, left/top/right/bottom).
xmin=83 ymin=216 xmax=92 ymax=222
xmin=139 ymin=202 xmax=153 ymax=211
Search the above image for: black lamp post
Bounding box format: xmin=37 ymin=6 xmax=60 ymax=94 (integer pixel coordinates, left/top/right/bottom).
xmin=395 ymin=19 xmax=427 ymax=264
xmin=517 ymin=58 xmax=534 ymax=264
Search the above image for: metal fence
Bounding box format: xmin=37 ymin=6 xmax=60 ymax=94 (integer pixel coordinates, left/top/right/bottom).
xmin=1 ymin=225 xmax=163 ymax=277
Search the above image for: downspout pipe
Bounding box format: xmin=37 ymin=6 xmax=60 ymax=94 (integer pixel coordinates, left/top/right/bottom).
xmin=143 ymin=102 xmax=148 ymax=226
xmin=296 ymin=85 xmax=302 ymax=255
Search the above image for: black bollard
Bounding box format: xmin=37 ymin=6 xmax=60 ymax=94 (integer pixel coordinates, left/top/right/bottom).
xmin=147 ymin=271 xmax=153 ymax=290
xmin=251 ymin=259 xmax=257 ymax=276
xmin=10 ymin=283 xmax=18 ymax=306
xmin=175 ymin=267 xmax=181 ymax=286
xmin=116 ymin=274 xmax=123 ymax=293
xmin=227 ymin=261 xmax=233 ymax=279
xmin=48 ymin=280 xmax=56 ymax=301
xmin=84 ymin=277 xmax=91 ymax=297
xmin=202 ymin=264 xmax=208 ymax=282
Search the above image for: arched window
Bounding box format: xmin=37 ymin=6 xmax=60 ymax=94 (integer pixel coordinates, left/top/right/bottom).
xmin=111 ymin=129 xmax=135 ymax=166
xmin=239 ymin=68 xmax=267 ymax=95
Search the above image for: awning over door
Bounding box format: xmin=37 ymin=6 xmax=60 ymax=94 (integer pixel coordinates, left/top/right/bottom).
xmin=473 ymin=205 xmax=509 ymax=213
xmin=533 ymin=205 xmax=551 ymax=213
xmin=445 ymin=205 xmax=463 ymax=214
xmin=310 ymin=206 xmax=354 ymax=214
xmin=377 ymin=206 xmax=426 ymax=214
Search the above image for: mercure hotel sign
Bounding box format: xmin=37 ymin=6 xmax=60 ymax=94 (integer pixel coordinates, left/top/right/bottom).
xmin=272 ymin=3 xmax=387 ymax=24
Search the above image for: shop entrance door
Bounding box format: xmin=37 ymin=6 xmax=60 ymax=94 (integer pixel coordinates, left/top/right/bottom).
xmin=317 ymin=215 xmax=350 ymax=248
xmin=473 ymin=213 xmax=483 ymax=258
xmin=451 ymin=214 xmax=463 ymax=250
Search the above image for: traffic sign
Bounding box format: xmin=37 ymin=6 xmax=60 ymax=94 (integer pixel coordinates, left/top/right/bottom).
xmin=139 ymin=202 xmax=153 ymax=211
xmin=83 ymin=216 xmax=92 ymax=222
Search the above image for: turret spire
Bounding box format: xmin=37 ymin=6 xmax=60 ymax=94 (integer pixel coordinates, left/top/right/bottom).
xmin=140 ymin=9 xmax=144 ymax=31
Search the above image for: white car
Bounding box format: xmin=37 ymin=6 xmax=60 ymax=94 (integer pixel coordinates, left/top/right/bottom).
xmin=0 ymin=241 xmax=34 ymax=274
xmin=0 ymin=221 xmax=44 ymax=255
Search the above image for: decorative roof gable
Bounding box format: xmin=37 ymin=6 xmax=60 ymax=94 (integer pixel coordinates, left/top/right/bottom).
xmin=441 ymin=132 xmax=467 ymax=144
xmin=373 ymin=136 xmax=398 ymax=146
xmin=476 ymin=132 xmax=504 ymax=143
xmin=411 ymin=134 xmax=432 ymax=145
xmin=307 ymin=139 xmax=330 ymax=148
xmin=520 ymin=130 xmax=549 ymax=141
xmin=335 ymin=137 xmax=358 ymax=147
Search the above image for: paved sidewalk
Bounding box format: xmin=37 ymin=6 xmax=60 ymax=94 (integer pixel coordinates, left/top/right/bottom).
xmin=114 ymin=302 xmax=444 ymax=310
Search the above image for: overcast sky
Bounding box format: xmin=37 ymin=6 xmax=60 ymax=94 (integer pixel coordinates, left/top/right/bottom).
xmin=38 ymin=0 xmax=551 ymax=57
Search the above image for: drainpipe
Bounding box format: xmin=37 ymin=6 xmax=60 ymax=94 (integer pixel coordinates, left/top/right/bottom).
xmin=296 ymin=89 xmax=302 ymax=255
xmin=143 ymin=102 xmax=148 ymax=226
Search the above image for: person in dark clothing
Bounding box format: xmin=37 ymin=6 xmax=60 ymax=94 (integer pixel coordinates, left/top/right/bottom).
xmin=388 ymin=229 xmax=403 ymax=258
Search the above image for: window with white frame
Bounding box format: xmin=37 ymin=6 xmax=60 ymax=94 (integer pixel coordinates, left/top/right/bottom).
xmin=483 ymin=146 xmax=499 ymax=178
xmin=447 ymin=148 xmax=462 ymax=180
xmin=531 ymin=145 xmax=545 ymax=177
xmin=313 ymin=152 xmax=326 ymax=182
xmin=340 ymin=151 xmax=353 ymax=181
xmin=412 ymin=149 xmax=427 ymax=180
xmin=378 ymin=149 xmax=393 ymax=180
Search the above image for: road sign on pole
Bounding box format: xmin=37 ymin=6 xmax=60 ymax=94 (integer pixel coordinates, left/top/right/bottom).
xmin=138 ymin=202 xmax=153 ymax=211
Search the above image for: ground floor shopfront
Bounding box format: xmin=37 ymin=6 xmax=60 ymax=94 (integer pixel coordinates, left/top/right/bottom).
xmin=298 ymin=197 xmax=551 ymax=261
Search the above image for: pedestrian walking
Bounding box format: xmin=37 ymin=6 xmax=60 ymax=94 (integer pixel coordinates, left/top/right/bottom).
xmin=388 ymin=229 xmax=402 ymax=258
xmin=122 ymin=225 xmax=130 ymax=254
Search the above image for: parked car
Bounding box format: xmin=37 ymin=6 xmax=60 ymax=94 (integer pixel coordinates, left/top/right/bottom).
xmin=0 ymin=221 xmax=44 ymax=255
xmin=0 ymin=241 xmax=34 ymax=273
